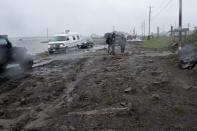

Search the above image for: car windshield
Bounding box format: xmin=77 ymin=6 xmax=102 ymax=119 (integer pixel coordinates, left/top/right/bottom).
xmin=0 ymin=38 xmax=7 ymax=46
xmin=51 ymin=36 xmax=67 ymax=41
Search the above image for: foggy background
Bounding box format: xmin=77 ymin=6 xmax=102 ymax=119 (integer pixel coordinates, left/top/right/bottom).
xmin=0 ymin=0 xmax=196 ymax=37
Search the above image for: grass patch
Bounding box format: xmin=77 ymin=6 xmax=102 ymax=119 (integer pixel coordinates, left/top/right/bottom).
xmin=184 ymin=31 xmax=197 ymax=44
xmin=141 ymin=37 xmax=172 ymax=49
xmin=174 ymin=123 xmax=184 ymax=129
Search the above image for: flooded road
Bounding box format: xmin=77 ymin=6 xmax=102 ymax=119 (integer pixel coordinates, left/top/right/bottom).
xmin=34 ymin=45 xmax=107 ymax=67
xmin=9 ymin=36 xmax=100 ymax=56
xmin=10 ymin=37 xmax=48 ymax=55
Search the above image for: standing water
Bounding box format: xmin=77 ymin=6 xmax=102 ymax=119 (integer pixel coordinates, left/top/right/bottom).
xmin=10 ymin=37 xmax=49 ymax=55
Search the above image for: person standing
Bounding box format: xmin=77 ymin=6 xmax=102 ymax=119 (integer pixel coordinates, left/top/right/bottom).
xmin=120 ymin=34 xmax=126 ymax=53
xmin=106 ymin=32 xmax=116 ymax=55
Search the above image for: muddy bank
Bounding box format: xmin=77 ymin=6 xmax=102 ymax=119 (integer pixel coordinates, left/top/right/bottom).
xmin=0 ymin=44 xmax=197 ymax=130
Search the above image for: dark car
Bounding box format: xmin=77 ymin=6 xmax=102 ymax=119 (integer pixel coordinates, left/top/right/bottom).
xmin=0 ymin=35 xmax=33 ymax=71
xmin=77 ymin=40 xmax=94 ymax=49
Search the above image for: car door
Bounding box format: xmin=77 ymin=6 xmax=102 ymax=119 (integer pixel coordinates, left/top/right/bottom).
xmin=76 ymin=35 xmax=81 ymax=45
xmin=72 ymin=36 xmax=77 ymax=47
xmin=69 ymin=36 xmax=73 ymax=47
xmin=65 ymin=36 xmax=70 ymax=47
xmin=0 ymin=38 xmax=10 ymax=64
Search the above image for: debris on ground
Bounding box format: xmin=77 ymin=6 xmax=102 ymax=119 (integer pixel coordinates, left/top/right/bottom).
xmin=179 ymin=44 xmax=197 ymax=69
xmin=0 ymin=43 xmax=197 ymax=130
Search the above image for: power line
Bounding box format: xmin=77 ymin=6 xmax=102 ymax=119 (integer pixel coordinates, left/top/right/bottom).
xmin=152 ymin=0 xmax=172 ymax=19
xmin=152 ymin=0 xmax=173 ymax=20
xmin=152 ymin=0 xmax=176 ymax=31
xmin=153 ymin=0 xmax=168 ymax=12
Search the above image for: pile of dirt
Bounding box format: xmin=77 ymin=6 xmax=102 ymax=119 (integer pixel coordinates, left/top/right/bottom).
xmin=0 ymin=44 xmax=197 ymax=130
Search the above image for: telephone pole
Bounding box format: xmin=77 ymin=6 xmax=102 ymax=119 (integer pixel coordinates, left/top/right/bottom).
xmin=157 ymin=26 xmax=160 ymax=38
xmin=46 ymin=28 xmax=49 ymax=40
xmin=141 ymin=23 xmax=144 ymax=37
xmin=178 ymin=0 xmax=182 ymax=50
xmin=113 ymin=26 xmax=116 ymax=32
xmin=148 ymin=6 xmax=153 ymax=39
xmin=144 ymin=20 xmax=146 ymax=37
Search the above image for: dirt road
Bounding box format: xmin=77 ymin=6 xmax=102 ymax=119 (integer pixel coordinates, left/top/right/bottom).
xmin=0 ymin=43 xmax=197 ymax=130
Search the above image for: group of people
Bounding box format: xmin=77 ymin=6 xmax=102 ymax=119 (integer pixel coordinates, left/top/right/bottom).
xmin=106 ymin=32 xmax=127 ymax=55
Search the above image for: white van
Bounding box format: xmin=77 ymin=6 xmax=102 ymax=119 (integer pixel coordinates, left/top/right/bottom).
xmin=48 ymin=32 xmax=83 ymax=54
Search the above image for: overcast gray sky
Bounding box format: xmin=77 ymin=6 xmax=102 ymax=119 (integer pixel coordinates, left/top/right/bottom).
xmin=0 ymin=0 xmax=196 ymax=37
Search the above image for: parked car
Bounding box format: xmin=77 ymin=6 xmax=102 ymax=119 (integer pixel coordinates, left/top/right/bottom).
xmin=48 ymin=32 xmax=93 ymax=54
xmin=0 ymin=35 xmax=33 ymax=71
xmin=77 ymin=38 xmax=94 ymax=49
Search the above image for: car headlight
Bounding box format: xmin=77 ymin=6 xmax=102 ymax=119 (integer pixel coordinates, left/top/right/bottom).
xmin=60 ymin=44 xmax=65 ymax=47
xmin=48 ymin=45 xmax=52 ymax=48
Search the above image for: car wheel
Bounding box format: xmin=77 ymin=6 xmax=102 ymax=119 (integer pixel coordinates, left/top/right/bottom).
xmin=77 ymin=45 xmax=81 ymax=49
xmin=20 ymin=60 xmax=33 ymax=70
xmin=49 ymin=51 xmax=54 ymax=54
xmin=90 ymin=44 xmax=93 ymax=48
xmin=0 ymin=64 xmax=6 ymax=72
xmin=65 ymin=47 xmax=68 ymax=54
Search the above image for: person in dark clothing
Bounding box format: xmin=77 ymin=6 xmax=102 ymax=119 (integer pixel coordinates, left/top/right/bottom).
xmin=120 ymin=34 xmax=126 ymax=53
xmin=106 ymin=32 xmax=116 ymax=55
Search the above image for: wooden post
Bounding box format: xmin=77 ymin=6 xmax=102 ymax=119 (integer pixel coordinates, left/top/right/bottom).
xmin=157 ymin=26 xmax=160 ymax=38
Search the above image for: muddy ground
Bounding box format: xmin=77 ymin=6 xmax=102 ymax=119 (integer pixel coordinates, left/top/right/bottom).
xmin=0 ymin=43 xmax=197 ymax=131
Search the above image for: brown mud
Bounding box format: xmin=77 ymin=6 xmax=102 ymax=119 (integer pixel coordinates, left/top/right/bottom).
xmin=0 ymin=43 xmax=197 ymax=131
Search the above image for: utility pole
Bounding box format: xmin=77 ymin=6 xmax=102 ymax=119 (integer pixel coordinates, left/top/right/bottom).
xmin=157 ymin=26 xmax=160 ymax=38
xmin=144 ymin=20 xmax=146 ymax=37
xmin=113 ymin=26 xmax=116 ymax=32
xmin=133 ymin=27 xmax=136 ymax=36
xmin=171 ymin=26 xmax=174 ymax=37
xmin=195 ymin=27 xmax=197 ymax=32
xmin=178 ymin=0 xmax=182 ymax=50
xmin=46 ymin=28 xmax=49 ymax=40
xmin=188 ymin=23 xmax=190 ymax=35
xmin=148 ymin=6 xmax=153 ymax=39
xmin=141 ymin=23 xmax=144 ymax=38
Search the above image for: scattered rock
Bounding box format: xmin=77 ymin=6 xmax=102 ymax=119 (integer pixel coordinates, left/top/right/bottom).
xmin=151 ymin=94 xmax=160 ymax=101
xmin=124 ymin=87 xmax=137 ymax=94
xmin=1 ymin=96 xmax=9 ymax=103
xmin=152 ymin=81 xmax=161 ymax=86
xmin=120 ymin=102 xmax=127 ymax=107
xmin=183 ymin=85 xmax=197 ymax=90
xmin=183 ymin=85 xmax=192 ymax=90
xmin=124 ymin=87 xmax=132 ymax=93
xmin=0 ymin=110 xmax=4 ymax=116
xmin=150 ymin=71 xmax=162 ymax=76
xmin=171 ymin=42 xmax=178 ymax=47
xmin=179 ymin=44 xmax=197 ymax=69
xmin=102 ymin=56 xmax=107 ymax=61
xmin=128 ymin=102 xmax=133 ymax=110
xmin=0 ymin=99 xmax=4 ymax=105
xmin=69 ymin=126 xmax=76 ymax=131
xmin=148 ymin=60 xmax=154 ymax=63
xmin=192 ymin=86 xmax=197 ymax=89
xmin=20 ymin=98 xmax=27 ymax=106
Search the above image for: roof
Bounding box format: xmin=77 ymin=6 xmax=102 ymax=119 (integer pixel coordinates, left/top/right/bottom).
xmin=0 ymin=35 xmax=8 ymax=38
